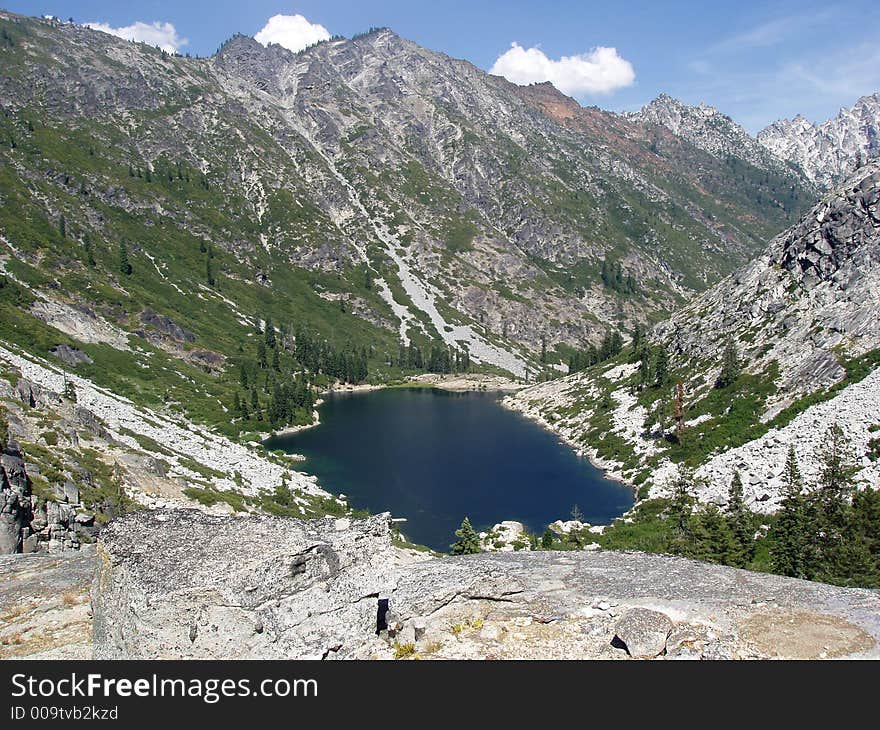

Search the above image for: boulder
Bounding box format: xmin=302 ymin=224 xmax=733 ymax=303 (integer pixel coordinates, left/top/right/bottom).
xmin=93 ymin=510 xmax=402 ymax=659
xmin=50 ymin=344 xmax=93 ymax=366
xmin=613 ymin=608 xmax=674 ymax=658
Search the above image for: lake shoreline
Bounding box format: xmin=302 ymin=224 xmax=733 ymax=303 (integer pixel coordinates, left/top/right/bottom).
xmin=267 ymin=374 xmax=524 ymax=440
xmin=266 ymin=386 xmax=633 ymax=550
xmin=499 ymin=393 xmax=639 ymax=495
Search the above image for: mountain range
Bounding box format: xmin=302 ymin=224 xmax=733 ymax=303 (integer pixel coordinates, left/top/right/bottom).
xmin=0 ymin=10 xmax=878 ymax=558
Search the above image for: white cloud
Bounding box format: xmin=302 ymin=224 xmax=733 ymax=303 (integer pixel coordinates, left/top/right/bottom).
xmin=254 ymin=14 xmax=330 ymax=53
xmin=489 ymin=42 xmax=635 ymax=96
xmin=85 ymin=21 xmax=188 ymax=54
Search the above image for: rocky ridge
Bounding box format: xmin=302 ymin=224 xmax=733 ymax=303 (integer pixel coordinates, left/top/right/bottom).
xmin=656 ymin=162 xmax=880 ymax=398
xmin=628 ymin=93 xmax=794 ymax=176
xmin=758 ymin=93 xmax=880 ymax=190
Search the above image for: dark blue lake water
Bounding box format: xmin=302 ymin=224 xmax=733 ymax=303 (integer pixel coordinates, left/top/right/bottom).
xmin=265 ymin=388 xmax=633 ymax=552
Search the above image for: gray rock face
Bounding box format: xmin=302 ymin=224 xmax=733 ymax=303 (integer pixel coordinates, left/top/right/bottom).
xmin=655 ymin=163 xmax=880 ymax=397
xmin=138 ymin=309 xmax=196 ymax=344
xmin=629 ymin=93 xmax=793 ymax=177
xmin=613 ymin=608 xmax=673 ymax=658
xmin=92 ymin=511 xmax=407 ymax=659
xmin=92 ymin=510 xmax=880 ymax=660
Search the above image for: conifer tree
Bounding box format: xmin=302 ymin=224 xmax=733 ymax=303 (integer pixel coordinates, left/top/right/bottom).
xmin=256 ymin=340 xmax=267 ymax=369
xmin=667 ymin=466 xmax=696 ymax=555
xmin=264 ymin=318 xmax=276 ymax=349
xmin=118 ymin=241 xmax=132 ymax=276
xmin=673 ymin=381 xmax=686 ymax=444
xmin=813 ymin=424 xmax=859 ymax=582
xmin=688 ymin=506 xmax=737 ymax=564
xmin=726 ymin=471 xmax=754 ymax=567
xmin=541 ymin=529 xmax=555 ymax=549
xmin=769 ymin=446 xmax=811 ymax=578
xmin=653 ymin=347 xmax=669 ymax=387
xmin=716 ymin=341 xmax=741 ymax=388
xmin=59 ymin=214 xmax=66 ymax=239
xmin=82 ymin=234 xmax=96 ymax=267
xmin=632 ymin=323 xmax=644 ymax=354
xmin=451 ymin=517 xmax=481 ymax=555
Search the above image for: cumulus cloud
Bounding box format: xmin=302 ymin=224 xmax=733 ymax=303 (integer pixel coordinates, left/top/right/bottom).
xmin=85 ymin=21 xmax=188 ymax=54
xmin=490 ymin=42 xmax=635 ymax=96
xmin=254 ymin=14 xmax=331 ymax=53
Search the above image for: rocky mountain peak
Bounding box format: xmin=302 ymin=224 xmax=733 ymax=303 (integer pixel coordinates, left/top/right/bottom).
xmin=628 ymin=94 xmax=791 ymax=175
xmin=758 ymin=93 xmax=880 ymax=190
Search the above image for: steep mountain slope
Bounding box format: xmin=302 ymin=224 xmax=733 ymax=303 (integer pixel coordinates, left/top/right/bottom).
xmin=0 ymin=12 xmax=814 ymax=386
xmin=758 ymin=93 xmax=880 ymax=190
xmin=507 ymin=162 xmax=880 ymax=507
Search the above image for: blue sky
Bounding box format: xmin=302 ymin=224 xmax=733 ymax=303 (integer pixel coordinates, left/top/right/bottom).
xmin=5 ymin=1 xmax=879 ymax=132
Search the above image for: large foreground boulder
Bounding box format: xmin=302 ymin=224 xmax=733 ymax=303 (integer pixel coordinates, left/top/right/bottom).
xmin=92 ymin=511 xmax=404 ymax=659
xmin=92 ymin=510 xmax=880 ymax=660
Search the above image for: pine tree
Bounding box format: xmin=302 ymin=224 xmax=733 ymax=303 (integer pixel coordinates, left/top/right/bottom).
xmin=653 ymin=347 xmax=669 ymax=387
xmin=256 ymin=340 xmax=267 ymax=369
xmin=118 ymin=241 xmax=132 ymax=276
xmin=233 ymin=391 xmax=242 ymax=417
xmin=769 ymin=446 xmax=812 ymax=579
xmin=667 ymin=466 xmax=696 ymax=555
xmin=82 ymin=234 xmax=96 ymax=267
xmin=716 ymin=341 xmax=741 ymax=388
xmin=673 ymin=381 xmax=686 ymax=444
xmin=271 ymin=347 xmax=280 ymax=372
xmin=206 ymin=255 xmax=215 ymax=287
xmin=264 ymin=318 xmax=276 ymax=349
xmin=451 ymin=517 xmax=481 ymax=555
xmin=726 ymin=471 xmax=754 ymax=567
xmin=59 ymin=214 xmax=66 ymax=239
xmin=813 ymin=424 xmax=859 ymax=583
xmin=688 ymin=506 xmax=737 ymax=564
xmin=632 ymin=323 xmax=644 ymax=354
xmin=541 ymin=529 xmax=555 ymax=549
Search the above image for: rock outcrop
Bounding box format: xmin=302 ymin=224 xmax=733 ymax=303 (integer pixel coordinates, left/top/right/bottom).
xmin=0 ymin=432 xmax=97 ymax=554
xmin=91 ymin=510 xmax=880 ymax=660
xmin=507 ymin=164 xmax=880 ymax=510
xmin=92 ymin=511 xmax=413 ymax=660
xmin=1 ymin=438 xmax=32 ymax=553
xmin=655 ymin=162 xmax=880 ymax=396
